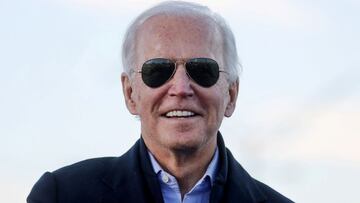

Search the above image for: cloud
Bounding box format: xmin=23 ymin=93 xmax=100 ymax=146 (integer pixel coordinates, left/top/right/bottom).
xmin=246 ymin=95 xmax=360 ymax=163
xmin=50 ymin=0 xmax=327 ymax=30
xmin=280 ymin=98 xmax=360 ymax=162
xmin=51 ymin=0 xmax=164 ymax=12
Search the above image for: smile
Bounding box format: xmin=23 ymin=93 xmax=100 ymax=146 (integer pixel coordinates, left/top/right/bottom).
xmin=165 ymin=110 xmax=196 ymax=118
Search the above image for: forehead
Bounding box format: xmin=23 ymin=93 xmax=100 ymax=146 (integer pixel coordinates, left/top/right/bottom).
xmin=135 ymin=14 xmax=224 ymax=62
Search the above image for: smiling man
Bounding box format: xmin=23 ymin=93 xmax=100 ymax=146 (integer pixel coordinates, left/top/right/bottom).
xmin=28 ymin=1 xmax=293 ymax=203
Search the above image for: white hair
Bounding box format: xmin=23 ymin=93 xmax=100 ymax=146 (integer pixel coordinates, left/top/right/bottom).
xmin=122 ymin=1 xmax=241 ymax=83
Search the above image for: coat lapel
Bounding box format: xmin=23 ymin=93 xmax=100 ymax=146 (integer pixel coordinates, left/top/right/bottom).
xmin=211 ymin=133 xmax=268 ymax=203
xmin=99 ymin=133 xmax=267 ymax=203
xmin=100 ymin=139 xmax=163 ymax=203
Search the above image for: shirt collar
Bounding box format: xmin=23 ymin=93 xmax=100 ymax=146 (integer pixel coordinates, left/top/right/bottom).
xmin=148 ymin=147 xmax=219 ymax=186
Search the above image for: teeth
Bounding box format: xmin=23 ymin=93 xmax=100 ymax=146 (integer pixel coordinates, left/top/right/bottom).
xmin=166 ymin=110 xmax=195 ymax=117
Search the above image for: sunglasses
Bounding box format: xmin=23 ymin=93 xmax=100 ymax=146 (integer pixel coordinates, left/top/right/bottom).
xmin=136 ymin=58 xmax=227 ymax=88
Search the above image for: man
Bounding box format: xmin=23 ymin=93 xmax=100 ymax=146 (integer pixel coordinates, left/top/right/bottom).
xmin=28 ymin=1 xmax=293 ymax=203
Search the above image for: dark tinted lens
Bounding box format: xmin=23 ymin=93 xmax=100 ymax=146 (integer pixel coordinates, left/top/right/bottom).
xmin=141 ymin=58 xmax=175 ymax=88
xmin=186 ymin=58 xmax=219 ymax=87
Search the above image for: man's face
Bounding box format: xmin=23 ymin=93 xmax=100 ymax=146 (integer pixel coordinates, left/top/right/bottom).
xmin=122 ymin=15 xmax=238 ymax=153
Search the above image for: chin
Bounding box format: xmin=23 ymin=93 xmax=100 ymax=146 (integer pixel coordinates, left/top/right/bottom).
xmin=165 ymin=132 xmax=208 ymax=153
xmin=168 ymin=142 xmax=200 ymax=154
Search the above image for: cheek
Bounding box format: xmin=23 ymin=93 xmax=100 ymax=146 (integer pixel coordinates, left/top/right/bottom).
xmin=213 ymin=87 xmax=230 ymax=116
xmin=133 ymin=77 xmax=157 ymax=99
xmin=131 ymin=82 xmax=146 ymax=113
xmin=201 ymin=91 xmax=227 ymax=119
xmin=132 ymin=83 xmax=164 ymax=118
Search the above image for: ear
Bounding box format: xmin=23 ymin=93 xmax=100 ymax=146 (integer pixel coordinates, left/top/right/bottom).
xmin=224 ymin=79 xmax=239 ymax=117
xmin=121 ymin=72 xmax=138 ymax=115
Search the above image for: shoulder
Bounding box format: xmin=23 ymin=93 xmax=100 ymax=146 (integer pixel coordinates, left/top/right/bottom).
xmin=47 ymin=139 xmax=141 ymax=183
xmin=27 ymin=157 xmax=117 ymax=203
xmin=51 ymin=157 xmax=115 ymax=180
xmin=225 ymin=149 xmax=294 ymax=203
xmin=252 ymin=179 xmax=294 ymax=203
xmin=27 ymin=143 xmax=141 ymax=203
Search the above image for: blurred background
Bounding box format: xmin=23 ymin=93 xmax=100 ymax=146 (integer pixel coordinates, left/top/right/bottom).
xmin=1 ymin=0 xmax=359 ymax=202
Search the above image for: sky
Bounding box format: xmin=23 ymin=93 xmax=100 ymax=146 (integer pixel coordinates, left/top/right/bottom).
xmin=0 ymin=0 xmax=359 ymax=202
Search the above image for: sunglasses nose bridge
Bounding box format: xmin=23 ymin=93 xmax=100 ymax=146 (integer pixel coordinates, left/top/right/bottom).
xmin=172 ymin=61 xmax=189 ymax=80
xmin=174 ymin=59 xmax=186 ymax=68
xmin=174 ymin=59 xmax=192 ymax=79
xmin=170 ymin=59 xmax=185 ymax=78
xmin=167 ymin=60 xmax=194 ymax=94
xmin=168 ymin=77 xmax=194 ymax=98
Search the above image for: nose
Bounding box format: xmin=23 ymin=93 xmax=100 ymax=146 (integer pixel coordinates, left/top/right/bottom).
xmin=168 ymin=64 xmax=194 ymax=97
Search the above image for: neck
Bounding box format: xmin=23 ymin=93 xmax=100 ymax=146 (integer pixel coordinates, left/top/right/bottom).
xmin=146 ymin=137 xmax=217 ymax=197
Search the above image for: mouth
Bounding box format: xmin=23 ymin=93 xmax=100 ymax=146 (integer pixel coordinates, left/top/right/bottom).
xmin=162 ymin=110 xmax=198 ymax=118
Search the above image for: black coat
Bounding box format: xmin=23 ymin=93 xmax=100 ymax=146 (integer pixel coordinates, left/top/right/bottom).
xmin=27 ymin=133 xmax=293 ymax=203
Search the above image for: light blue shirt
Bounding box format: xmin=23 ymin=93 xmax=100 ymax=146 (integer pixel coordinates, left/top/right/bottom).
xmin=148 ymin=148 xmax=219 ymax=203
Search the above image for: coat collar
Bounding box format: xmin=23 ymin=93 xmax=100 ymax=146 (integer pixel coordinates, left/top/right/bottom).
xmin=101 ymin=139 xmax=163 ymax=203
xmin=101 ymin=133 xmax=267 ymax=203
xmin=213 ymin=132 xmax=267 ymax=203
